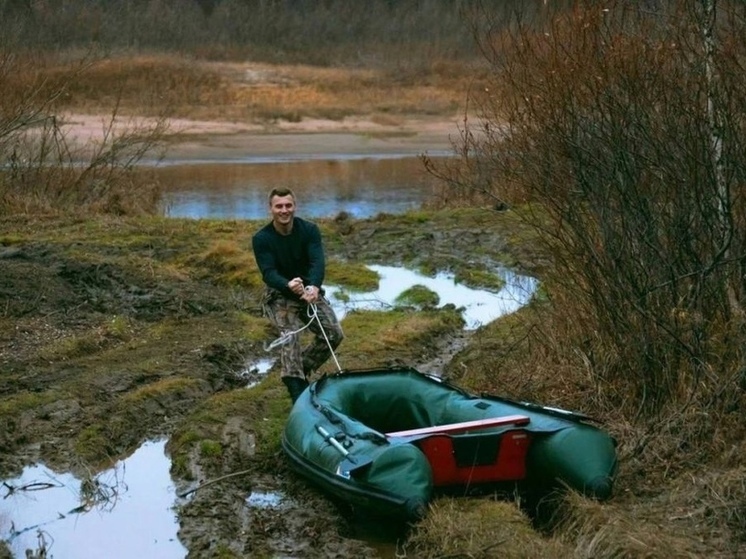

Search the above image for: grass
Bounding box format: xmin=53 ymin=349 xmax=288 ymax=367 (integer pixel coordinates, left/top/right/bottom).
xmin=34 ymin=54 xmax=475 ymax=124
xmin=395 ymin=285 xmax=440 ymax=309
xmin=406 ymin=498 xmax=571 ymax=558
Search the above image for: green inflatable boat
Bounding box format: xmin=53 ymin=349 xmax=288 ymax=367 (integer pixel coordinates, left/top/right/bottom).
xmin=282 ymin=367 xmax=618 ymax=520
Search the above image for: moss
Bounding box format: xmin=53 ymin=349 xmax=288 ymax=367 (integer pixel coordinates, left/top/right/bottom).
xmin=326 ymin=260 xmax=379 ymax=291
xmin=199 ymin=439 xmax=223 ymax=458
xmin=394 ymin=284 xmax=440 ymax=308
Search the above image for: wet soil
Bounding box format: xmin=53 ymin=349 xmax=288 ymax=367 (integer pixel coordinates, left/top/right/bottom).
xmin=0 ymin=167 xmax=541 ymax=558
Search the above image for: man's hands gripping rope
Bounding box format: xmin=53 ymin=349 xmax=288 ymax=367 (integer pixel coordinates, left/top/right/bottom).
xmin=288 ymin=277 xmax=320 ymax=304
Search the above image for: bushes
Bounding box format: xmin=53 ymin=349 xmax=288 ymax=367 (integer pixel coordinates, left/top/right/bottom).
xmin=0 ymin=49 xmax=168 ymax=216
xmin=437 ymin=1 xmax=746 ymax=417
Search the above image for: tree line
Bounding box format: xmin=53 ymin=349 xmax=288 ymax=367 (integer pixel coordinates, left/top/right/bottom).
xmin=0 ymin=0 xmax=562 ymax=66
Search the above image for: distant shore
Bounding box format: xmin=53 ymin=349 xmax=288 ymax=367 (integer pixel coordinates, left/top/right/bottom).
xmin=60 ymin=113 xmax=464 ymax=163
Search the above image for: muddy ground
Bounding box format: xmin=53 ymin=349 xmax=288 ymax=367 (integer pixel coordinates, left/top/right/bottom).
xmin=0 ymin=117 xmax=544 ymax=559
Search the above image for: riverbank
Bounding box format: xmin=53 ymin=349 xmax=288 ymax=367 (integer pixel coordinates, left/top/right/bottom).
xmin=58 ymin=111 xmax=464 ymax=164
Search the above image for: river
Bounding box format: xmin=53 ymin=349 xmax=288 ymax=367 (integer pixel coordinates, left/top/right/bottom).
xmin=157 ymin=156 xmax=442 ymax=220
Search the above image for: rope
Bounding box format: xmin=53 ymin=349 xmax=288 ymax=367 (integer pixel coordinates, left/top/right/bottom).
xmin=264 ymin=287 xmax=342 ymax=372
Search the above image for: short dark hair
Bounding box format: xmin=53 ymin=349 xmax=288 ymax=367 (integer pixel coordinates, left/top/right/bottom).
xmin=268 ymin=188 xmax=295 ymax=204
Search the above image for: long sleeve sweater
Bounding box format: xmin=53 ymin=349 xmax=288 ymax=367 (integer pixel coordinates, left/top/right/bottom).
xmin=251 ymin=217 xmax=325 ymax=299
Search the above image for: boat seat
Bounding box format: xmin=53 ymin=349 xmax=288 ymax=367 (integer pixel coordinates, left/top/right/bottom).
xmin=385 ymin=415 xmax=530 ymax=438
xmin=386 ymin=415 xmax=532 ymax=486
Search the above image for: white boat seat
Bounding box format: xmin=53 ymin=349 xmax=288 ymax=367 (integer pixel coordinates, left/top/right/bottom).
xmin=385 ymin=415 xmax=530 ymax=438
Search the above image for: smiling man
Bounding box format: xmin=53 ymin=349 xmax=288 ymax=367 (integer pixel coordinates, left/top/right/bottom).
xmin=251 ymin=188 xmax=344 ymax=403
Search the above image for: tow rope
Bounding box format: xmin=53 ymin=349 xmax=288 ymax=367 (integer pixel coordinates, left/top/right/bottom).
xmin=264 ymin=286 xmax=342 ymax=372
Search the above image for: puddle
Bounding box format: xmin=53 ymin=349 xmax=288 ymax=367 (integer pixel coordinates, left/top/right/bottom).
xmin=242 ymin=357 xmax=275 ymax=388
xmin=258 ymin=264 xmax=537 ymax=371
xmin=0 ymin=439 xmax=186 ymax=559
xmin=246 ymin=490 xmax=284 ymax=509
xmin=327 ymin=264 xmax=538 ymax=330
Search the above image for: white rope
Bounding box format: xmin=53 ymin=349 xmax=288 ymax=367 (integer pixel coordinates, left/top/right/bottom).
xmin=264 ymin=288 xmax=342 ymax=372
xmin=264 ymin=315 xmax=313 ymax=351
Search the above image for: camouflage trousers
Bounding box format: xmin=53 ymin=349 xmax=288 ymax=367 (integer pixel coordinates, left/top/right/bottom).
xmin=262 ymin=289 xmax=344 ymax=380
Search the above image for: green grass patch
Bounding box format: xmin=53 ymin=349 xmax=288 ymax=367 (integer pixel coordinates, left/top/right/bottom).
xmin=326 ymin=259 xmax=380 ymax=291
xmin=395 ymin=284 xmax=439 ymax=308
xmin=199 ymin=439 xmax=223 ymax=458
xmin=453 ymin=265 xmax=505 ymax=292
xmin=338 ymin=307 xmax=463 ymax=368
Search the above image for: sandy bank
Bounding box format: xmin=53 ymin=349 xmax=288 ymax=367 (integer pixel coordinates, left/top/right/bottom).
xmin=59 ymin=113 xmax=465 ymax=163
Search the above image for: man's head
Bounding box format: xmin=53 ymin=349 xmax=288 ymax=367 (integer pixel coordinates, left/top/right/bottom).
xmin=268 ymin=188 xmax=296 ymax=232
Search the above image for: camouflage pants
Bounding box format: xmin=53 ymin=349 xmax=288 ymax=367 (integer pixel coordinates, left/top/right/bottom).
xmin=262 ymin=289 xmax=344 ymax=380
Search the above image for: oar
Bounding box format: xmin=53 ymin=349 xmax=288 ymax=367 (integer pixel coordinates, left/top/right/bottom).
xmin=316 ymin=425 xmax=374 ymax=475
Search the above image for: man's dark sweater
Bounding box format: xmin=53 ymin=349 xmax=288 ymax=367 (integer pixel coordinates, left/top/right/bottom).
xmin=252 ymin=217 xmax=325 ymax=299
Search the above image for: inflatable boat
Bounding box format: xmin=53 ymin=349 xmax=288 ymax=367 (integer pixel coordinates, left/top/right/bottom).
xmin=281 ymin=367 xmax=618 ymax=520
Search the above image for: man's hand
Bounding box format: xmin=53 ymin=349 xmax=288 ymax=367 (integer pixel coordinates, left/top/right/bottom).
xmin=288 ymin=277 xmax=305 ymax=296
xmin=301 ymin=285 xmax=320 ymax=304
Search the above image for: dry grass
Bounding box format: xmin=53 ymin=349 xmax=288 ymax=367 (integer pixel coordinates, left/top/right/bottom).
xmin=405 ymin=498 xmax=570 ymax=558
xmin=38 ymin=54 xmax=475 ymax=123
xmin=188 ymin=239 xmax=259 ymax=288
xmin=432 ymin=288 xmax=746 ymax=557
xmin=551 ymin=475 xmax=746 ymax=558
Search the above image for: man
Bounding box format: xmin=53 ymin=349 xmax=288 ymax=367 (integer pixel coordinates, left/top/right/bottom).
xmin=252 ymin=188 xmax=344 ymax=403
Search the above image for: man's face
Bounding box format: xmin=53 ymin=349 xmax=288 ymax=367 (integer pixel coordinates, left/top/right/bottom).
xmin=270 ymin=194 xmax=295 ymax=227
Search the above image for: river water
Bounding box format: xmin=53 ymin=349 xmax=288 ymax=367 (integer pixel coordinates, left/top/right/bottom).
xmin=158 ymin=156 xmax=441 ymax=219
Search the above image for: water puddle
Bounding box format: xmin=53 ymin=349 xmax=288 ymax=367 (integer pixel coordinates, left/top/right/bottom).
xmin=242 ymin=357 xmax=274 ymax=388
xmin=0 ymin=439 xmax=185 ymax=559
xmin=328 ymin=264 xmax=538 ymax=329
xmin=246 ymin=490 xmax=284 ymax=509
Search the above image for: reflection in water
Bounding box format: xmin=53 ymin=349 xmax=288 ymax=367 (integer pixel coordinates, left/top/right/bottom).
xmin=327 ymin=264 xmax=538 ymax=330
xmin=156 ymin=157 xmax=441 ymax=220
xmin=0 ymin=440 xmax=186 ymax=559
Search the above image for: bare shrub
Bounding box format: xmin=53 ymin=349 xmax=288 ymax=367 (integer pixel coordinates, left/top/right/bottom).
xmin=436 ymin=2 xmax=746 ymax=417
xmin=0 ymin=49 xmax=168 ymax=216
